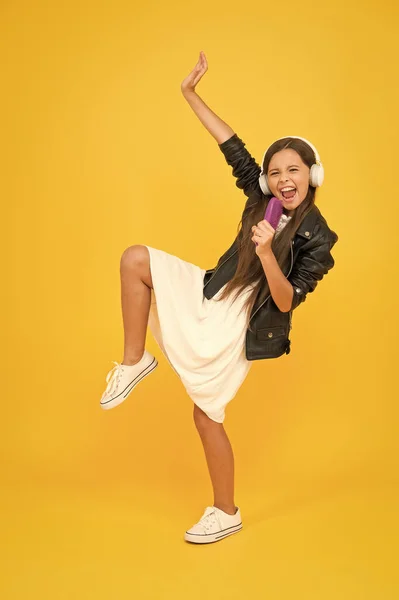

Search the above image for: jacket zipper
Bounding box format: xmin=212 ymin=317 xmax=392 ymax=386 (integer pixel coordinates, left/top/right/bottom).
xmin=203 ymin=248 xmax=239 ymax=290
xmin=249 ymin=240 xmax=294 ymax=324
xmin=287 ymin=241 xmax=294 ymax=331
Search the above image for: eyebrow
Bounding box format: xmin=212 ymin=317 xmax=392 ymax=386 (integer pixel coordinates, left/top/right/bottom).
xmin=268 ymin=164 xmax=300 ymax=173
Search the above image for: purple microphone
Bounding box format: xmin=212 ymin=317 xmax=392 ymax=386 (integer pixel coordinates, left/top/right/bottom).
xmin=255 ymin=197 xmax=283 ymax=246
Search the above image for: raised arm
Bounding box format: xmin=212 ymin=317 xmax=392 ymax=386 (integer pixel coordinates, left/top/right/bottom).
xmin=181 ymin=52 xmax=262 ymax=198
xmin=181 ymin=52 xmax=234 ymax=144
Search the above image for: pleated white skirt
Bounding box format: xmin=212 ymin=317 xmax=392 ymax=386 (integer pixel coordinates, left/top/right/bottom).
xmin=145 ymin=246 xmax=255 ymax=423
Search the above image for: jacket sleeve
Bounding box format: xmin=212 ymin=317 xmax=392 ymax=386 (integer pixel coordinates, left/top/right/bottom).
xmin=219 ymin=134 xmax=262 ymax=199
xmin=288 ymin=232 xmax=338 ymax=311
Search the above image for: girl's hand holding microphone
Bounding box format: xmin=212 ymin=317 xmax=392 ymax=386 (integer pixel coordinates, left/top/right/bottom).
xmin=251 ymin=222 xmax=275 ymax=257
xmin=252 ymin=198 xmax=283 ymax=257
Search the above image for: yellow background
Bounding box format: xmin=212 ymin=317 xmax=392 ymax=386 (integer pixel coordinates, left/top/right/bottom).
xmin=1 ymin=0 xmax=398 ymax=598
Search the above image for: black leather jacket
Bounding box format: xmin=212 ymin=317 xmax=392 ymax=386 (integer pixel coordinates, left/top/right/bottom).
xmin=202 ymin=133 xmax=339 ymax=361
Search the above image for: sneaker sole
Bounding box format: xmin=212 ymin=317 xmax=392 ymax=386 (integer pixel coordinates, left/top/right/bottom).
xmin=184 ymin=523 xmax=242 ymax=544
xmin=100 ymin=357 xmax=158 ymax=410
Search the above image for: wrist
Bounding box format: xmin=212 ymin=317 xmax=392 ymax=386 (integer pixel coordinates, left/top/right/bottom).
xmin=182 ymin=88 xmax=197 ymax=99
xmin=259 ymin=248 xmax=275 ymax=261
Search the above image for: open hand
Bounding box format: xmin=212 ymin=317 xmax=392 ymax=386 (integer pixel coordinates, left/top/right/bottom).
xmin=181 ymin=51 xmax=208 ymax=94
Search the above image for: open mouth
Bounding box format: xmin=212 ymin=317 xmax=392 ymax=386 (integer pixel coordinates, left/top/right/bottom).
xmin=280 ymin=188 xmax=297 ymax=202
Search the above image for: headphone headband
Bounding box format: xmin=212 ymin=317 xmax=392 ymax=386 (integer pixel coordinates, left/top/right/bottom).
xmin=260 ymin=136 xmax=321 ymax=171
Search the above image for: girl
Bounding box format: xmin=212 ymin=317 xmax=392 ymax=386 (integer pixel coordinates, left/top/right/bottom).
xmin=99 ymin=51 xmax=338 ymax=544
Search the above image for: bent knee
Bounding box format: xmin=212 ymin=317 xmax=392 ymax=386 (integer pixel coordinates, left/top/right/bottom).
xmin=120 ymin=244 xmax=149 ymax=269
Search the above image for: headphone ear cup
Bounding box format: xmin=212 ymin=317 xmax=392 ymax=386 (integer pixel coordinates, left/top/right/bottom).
xmin=259 ymin=173 xmax=270 ymax=195
xmin=310 ymin=164 xmax=324 ymax=187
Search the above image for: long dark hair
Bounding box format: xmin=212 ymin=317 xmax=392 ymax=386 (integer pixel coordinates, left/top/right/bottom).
xmin=214 ymin=137 xmax=318 ymax=332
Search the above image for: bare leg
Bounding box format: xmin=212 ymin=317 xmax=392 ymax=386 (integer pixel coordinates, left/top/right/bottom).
xmin=119 ymin=245 xmax=153 ymax=366
xmin=193 ymin=404 xmax=237 ymax=515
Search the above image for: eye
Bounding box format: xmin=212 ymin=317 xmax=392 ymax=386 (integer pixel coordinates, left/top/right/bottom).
xmin=269 ymin=169 xmax=298 ymax=176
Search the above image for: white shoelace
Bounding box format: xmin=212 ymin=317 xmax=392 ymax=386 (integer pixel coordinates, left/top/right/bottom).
xmin=198 ymin=509 xmax=221 ymax=532
xmin=104 ymin=362 xmax=124 ymax=396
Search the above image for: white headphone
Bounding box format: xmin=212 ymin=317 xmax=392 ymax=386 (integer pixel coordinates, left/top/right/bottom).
xmin=258 ymin=136 xmax=324 ymax=195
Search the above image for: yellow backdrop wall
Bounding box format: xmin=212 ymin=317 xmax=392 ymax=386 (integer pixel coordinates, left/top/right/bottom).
xmin=2 ymin=0 xmax=398 ymax=598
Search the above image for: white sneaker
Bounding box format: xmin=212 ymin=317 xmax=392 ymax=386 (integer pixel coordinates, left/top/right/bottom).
xmin=184 ymin=506 xmax=242 ymax=544
xmin=100 ymin=350 xmax=158 ymax=410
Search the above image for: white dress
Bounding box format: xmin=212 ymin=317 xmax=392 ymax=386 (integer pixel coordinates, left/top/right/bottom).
xmin=144 ymin=214 xmax=291 ymax=424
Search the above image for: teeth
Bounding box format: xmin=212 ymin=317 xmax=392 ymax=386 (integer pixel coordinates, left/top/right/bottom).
xmin=281 ymin=187 xmax=295 ymax=192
